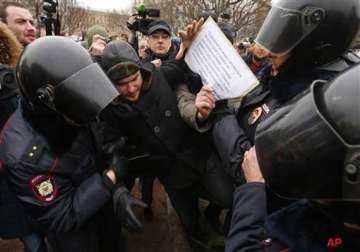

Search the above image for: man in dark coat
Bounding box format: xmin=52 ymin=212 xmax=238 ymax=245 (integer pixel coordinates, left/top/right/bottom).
xmin=100 ymin=26 xmax=233 ymax=241
xmin=143 ymin=19 xmax=178 ymax=63
xmin=134 ymin=19 xmax=176 ymax=221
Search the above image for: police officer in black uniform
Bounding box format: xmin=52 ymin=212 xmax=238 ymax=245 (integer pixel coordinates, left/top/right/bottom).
xmin=227 ymin=62 xmax=360 ymax=252
xmin=213 ymin=0 xmax=360 ymax=198
xmin=217 ymin=0 xmax=360 ymax=250
xmin=0 ymin=36 xmax=127 ymax=252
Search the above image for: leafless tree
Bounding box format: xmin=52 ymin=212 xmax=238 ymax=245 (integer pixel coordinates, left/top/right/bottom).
xmin=104 ymin=9 xmax=129 ymax=34
xmin=133 ymin=0 xmax=270 ymax=40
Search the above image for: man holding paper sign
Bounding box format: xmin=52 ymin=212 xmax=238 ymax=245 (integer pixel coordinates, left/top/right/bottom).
xmin=99 ymin=18 xmax=234 ymax=248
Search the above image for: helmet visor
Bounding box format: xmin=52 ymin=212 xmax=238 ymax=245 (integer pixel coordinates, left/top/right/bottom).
xmin=54 ymin=63 xmax=119 ymax=125
xmin=255 ymin=4 xmax=325 ymax=55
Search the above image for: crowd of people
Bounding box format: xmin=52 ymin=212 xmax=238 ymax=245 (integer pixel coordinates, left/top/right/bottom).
xmin=0 ymin=0 xmax=360 ymax=252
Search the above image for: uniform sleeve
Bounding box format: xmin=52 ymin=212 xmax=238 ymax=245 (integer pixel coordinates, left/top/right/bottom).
xmin=212 ymin=114 xmax=252 ymax=184
xmin=175 ymin=84 xmax=212 ymax=133
xmin=226 ymin=182 xmax=267 ymax=252
xmin=7 ymin=162 xmax=113 ymax=233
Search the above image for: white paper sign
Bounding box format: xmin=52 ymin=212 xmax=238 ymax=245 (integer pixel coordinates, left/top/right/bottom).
xmin=185 ymin=17 xmax=259 ymax=100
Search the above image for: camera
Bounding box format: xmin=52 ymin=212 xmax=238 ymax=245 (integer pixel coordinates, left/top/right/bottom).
xmin=43 ymin=0 xmax=58 ymax=14
xmin=220 ymin=13 xmax=231 ymax=20
xmin=127 ymin=4 xmax=160 ymax=34
xmin=238 ymin=42 xmax=252 ymax=50
xmin=41 ymin=0 xmax=60 ymax=36
xmin=238 ymin=37 xmax=254 ymax=50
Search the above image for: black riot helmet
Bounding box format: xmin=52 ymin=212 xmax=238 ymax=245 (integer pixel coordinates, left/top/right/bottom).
xmin=256 ymin=0 xmax=360 ymax=66
xmin=16 ymin=36 xmax=118 ymax=125
xmin=255 ymin=64 xmax=360 ymax=201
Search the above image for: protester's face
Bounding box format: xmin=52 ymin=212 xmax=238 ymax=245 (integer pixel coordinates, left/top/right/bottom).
xmin=138 ymin=39 xmax=149 ymax=59
xmin=148 ymin=30 xmax=171 ymax=56
xmin=5 ymin=6 xmax=36 ymax=45
xmin=269 ymin=51 xmax=291 ymax=76
xmin=115 ymin=71 xmax=143 ymax=102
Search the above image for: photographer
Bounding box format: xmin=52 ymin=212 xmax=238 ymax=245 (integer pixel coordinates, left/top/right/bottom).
xmin=143 ymin=20 xmax=178 ymax=63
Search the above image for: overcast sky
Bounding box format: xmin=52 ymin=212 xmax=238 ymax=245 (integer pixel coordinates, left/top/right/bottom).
xmin=79 ymin=0 xmax=135 ymax=13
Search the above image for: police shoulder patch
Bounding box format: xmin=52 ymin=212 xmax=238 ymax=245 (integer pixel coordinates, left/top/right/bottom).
xmin=31 ymin=175 xmax=58 ymax=203
xmin=248 ymin=107 xmax=263 ymax=125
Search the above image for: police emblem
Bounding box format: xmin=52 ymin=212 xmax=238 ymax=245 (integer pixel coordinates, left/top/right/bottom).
xmin=31 ymin=175 xmax=58 ymax=202
xmin=248 ymin=107 xmax=263 ymax=125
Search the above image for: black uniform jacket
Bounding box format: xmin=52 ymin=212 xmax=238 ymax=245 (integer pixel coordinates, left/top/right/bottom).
xmin=0 ymin=105 xmax=114 ymax=233
xmin=226 ymin=183 xmax=360 ymax=252
xmin=103 ymin=64 xmax=211 ymax=188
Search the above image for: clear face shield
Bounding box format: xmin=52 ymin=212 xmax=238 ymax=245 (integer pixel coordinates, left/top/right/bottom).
xmin=255 ymin=2 xmax=325 ymax=55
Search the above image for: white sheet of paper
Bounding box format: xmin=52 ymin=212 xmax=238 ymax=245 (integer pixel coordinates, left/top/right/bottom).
xmin=185 ymin=17 xmax=259 ymax=100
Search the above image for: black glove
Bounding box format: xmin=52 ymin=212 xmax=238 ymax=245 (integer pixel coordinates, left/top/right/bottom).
xmin=111 ymin=150 xmax=128 ymax=180
xmin=103 ymin=137 xmax=128 ymax=180
xmin=113 ymin=184 xmax=147 ymax=232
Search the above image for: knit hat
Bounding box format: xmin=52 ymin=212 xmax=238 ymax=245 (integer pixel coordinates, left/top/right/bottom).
xmin=107 ymin=62 xmax=140 ymax=84
xmin=102 ymin=41 xmax=152 ymax=88
xmin=86 ymin=25 xmax=108 ymax=48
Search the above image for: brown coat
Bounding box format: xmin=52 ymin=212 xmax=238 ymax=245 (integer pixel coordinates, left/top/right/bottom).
xmin=175 ymin=84 xmax=212 ymax=133
xmin=0 ymin=21 xmax=23 ymax=66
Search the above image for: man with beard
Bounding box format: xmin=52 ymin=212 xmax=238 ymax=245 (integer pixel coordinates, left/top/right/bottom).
xmin=0 ymin=2 xmax=36 ymax=46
